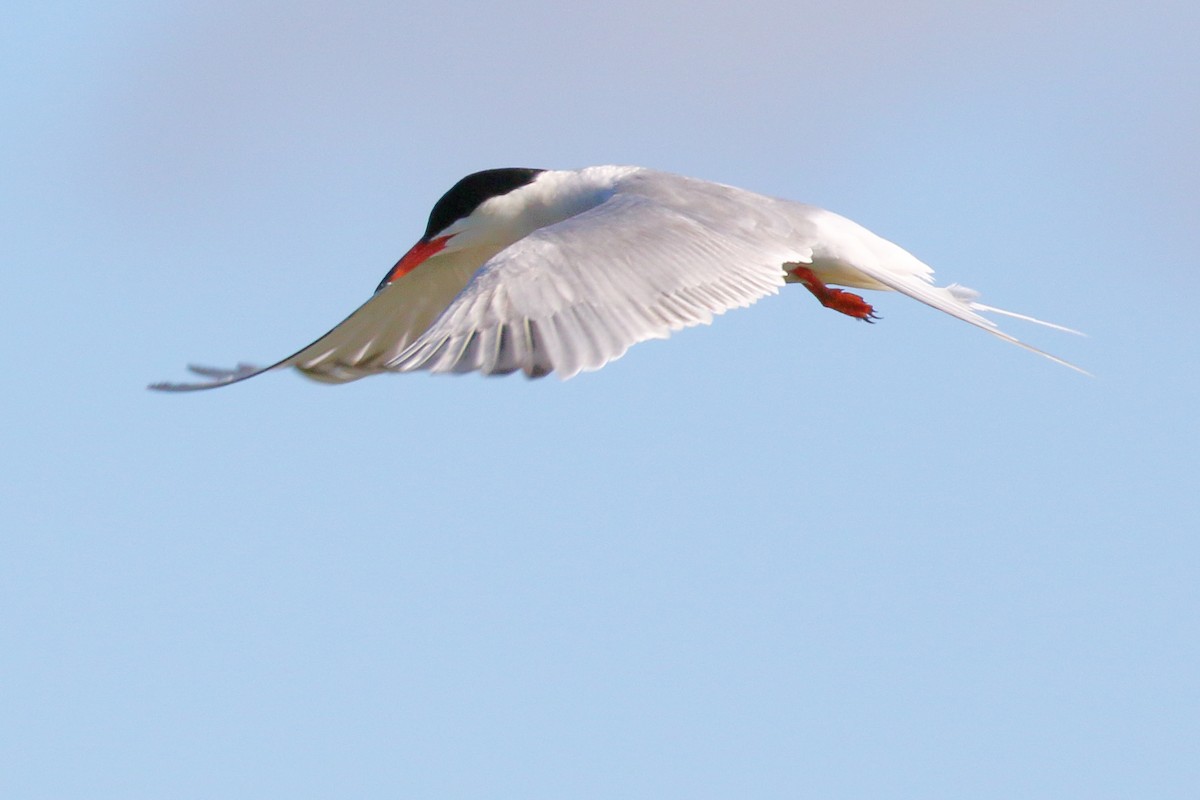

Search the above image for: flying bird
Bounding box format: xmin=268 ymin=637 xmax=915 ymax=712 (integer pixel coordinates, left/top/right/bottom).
xmin=150 ymin=166 xmax=1082 ymax=390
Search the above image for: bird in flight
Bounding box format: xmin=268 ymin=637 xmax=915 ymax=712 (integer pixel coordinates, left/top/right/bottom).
xmin=150 ymin=166 xmax=1083 ymax=391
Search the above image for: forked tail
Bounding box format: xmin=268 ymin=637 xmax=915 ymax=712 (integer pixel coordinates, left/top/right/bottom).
xmin=940 ymin=283 xmax=1088 ymax=374
xmin=808 ymin=209 xmax=1088 ymax=374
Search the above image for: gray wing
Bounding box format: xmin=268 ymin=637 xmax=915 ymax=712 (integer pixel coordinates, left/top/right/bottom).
xmin=148 ymin=251 xmax=483 ymax=391
xmin=387 ymin=191 xmax=808 ymax=379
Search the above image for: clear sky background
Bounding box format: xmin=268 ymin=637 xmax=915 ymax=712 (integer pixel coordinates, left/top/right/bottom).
xmin=3 ymin=1 xmax=1197 ymax=798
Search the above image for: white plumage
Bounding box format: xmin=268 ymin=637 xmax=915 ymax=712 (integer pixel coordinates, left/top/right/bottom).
xmin=150 ymin=166 xmax=1083 ymax=391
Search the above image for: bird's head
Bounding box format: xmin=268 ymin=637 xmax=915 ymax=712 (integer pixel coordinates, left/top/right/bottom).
xmin=375 ymin=168 xmax=546 ymax=291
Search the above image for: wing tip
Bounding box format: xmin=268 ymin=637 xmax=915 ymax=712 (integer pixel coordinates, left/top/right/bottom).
xmin=147 ymin=362 xmax=267 ymax=392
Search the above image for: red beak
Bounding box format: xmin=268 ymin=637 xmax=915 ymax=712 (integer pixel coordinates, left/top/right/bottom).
xmin=376 ymin=234 xmax=452 ymax=291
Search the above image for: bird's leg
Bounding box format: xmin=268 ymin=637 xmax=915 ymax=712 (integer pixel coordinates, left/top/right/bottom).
xmin=787 ymin=265 xmax=879 ymax=322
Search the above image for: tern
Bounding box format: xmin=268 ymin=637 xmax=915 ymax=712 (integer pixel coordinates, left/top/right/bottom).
xmin=150 ymin=166 xmax=1083 ymax=390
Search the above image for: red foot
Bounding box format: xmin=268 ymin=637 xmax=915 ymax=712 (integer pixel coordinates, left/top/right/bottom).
xmin=789 ymin=266 xmax=879 ymax=322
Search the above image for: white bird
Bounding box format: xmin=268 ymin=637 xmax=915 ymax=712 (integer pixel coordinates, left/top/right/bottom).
xmin=150 ymin=165 xmax=1083 ymax=391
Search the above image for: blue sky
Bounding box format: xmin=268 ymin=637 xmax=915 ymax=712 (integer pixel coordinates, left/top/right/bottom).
xmin=3 ymin=1 xmax=1197 ymax=797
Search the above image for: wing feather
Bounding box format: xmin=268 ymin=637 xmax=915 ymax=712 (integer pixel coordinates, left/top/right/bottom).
xmin=387 ymin=192 xmax=794 ymax=379
xmin=148 ymin=249 xmax=483 ymax=390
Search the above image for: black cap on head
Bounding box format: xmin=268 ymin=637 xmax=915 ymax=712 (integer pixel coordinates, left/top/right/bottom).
xmin=423 ymin=168 xmax=545 ymax=240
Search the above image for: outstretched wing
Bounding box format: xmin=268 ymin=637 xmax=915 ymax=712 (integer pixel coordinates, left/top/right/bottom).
xmin=148 ymin=251 xmax=483 ymax=391
xmin=386 ymin=191 xmax=802 ymax=379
